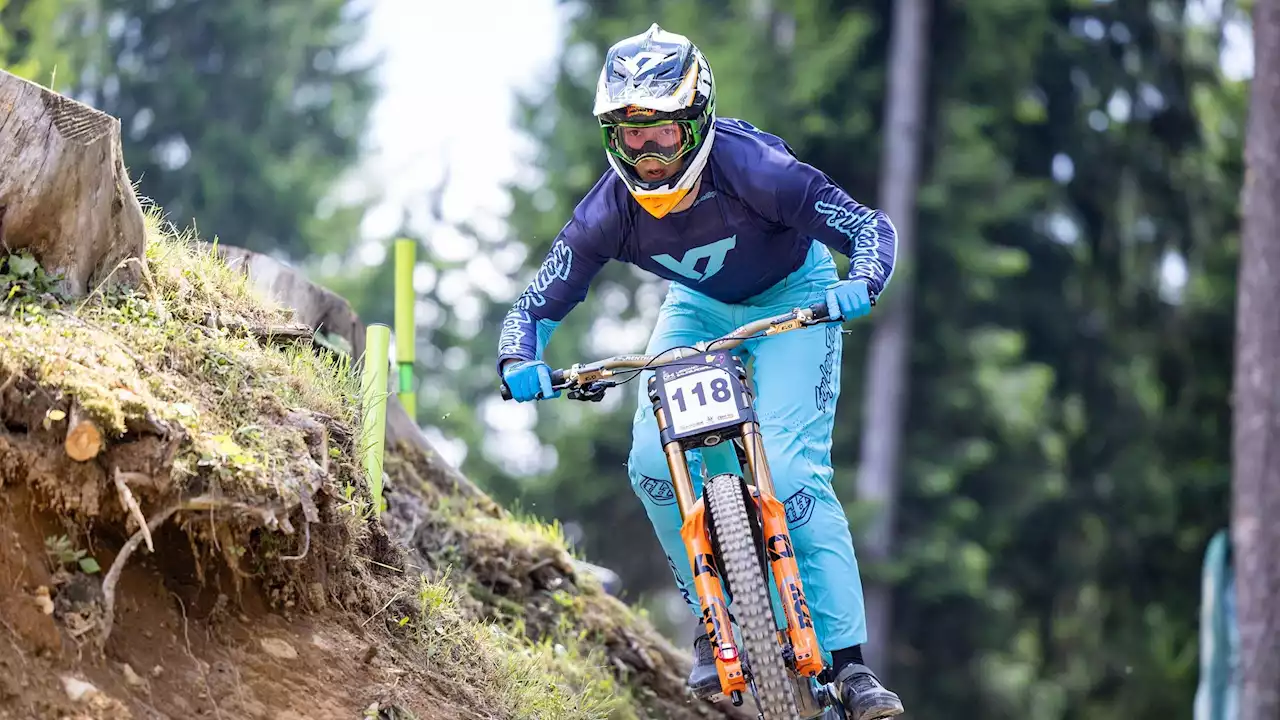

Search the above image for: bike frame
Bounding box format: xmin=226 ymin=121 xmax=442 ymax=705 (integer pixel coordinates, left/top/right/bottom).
xmin=502 ymin=303 xmax=840 ymax=708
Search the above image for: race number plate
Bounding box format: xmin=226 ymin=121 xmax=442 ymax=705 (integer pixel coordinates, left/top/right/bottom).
xmin=656 ymin=357 xmax=746 ymax=438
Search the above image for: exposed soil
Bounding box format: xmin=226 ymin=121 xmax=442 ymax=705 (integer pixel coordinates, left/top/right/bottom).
xmin=0 ymin=483 xmax=456 ymax=720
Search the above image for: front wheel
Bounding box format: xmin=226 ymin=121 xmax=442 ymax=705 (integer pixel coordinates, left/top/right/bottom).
xmin=705 ymin=472 xmax=800 ymax=720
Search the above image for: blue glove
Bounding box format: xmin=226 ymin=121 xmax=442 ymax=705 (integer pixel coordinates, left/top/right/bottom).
xmin=503 ymin=360 xmax=560 ymax=402
xmin=825 ymin=279 xmax=872 ymax=321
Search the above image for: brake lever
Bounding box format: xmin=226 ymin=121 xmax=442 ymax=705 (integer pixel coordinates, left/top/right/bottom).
xmin=567 ymin=381 xmax=612 ymax=402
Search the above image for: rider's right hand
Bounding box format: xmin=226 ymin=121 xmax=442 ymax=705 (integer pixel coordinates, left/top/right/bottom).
xmin=502 ymin=360 xmax=561 ymax=402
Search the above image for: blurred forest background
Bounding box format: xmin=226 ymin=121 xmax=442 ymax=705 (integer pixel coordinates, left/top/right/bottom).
xmin=1 ymin=0 xmax=1260 ymax=718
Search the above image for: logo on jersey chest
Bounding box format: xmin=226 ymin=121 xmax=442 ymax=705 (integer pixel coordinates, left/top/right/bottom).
xmin=650 ymin=235 xmax=737 ymax=282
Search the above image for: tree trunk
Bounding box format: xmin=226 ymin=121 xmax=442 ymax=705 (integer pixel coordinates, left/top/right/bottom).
xmin=0 ymin=69 xmax=146 ymax=295
xmin=1232 ymin=2 xmax=1280 ymax=717
xmin=855 ymin=0 xmax=931 ymax=675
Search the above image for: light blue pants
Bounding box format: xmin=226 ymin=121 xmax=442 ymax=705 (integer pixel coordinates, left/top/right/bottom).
xmin=627 ymin=241 xmax=868 ymax=653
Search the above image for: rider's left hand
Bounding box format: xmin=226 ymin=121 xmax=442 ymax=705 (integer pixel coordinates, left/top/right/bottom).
xmin=825 ymin=279 xmax=872 ymax=321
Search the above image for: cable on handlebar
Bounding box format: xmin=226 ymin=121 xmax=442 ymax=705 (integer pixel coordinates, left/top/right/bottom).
xmin=499 ymin=303 xmax=842 ymax=401
xmin=556 ymin=317 xmax=834 ymax=391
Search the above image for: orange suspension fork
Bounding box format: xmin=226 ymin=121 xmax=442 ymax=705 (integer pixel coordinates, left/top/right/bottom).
xmin=654 ymin=397 xmax=747 ymax=697
xmin=680 ymin=495 xmax=746 ymax=694
xmin=740 ymin=421 xmax=824 ymax=678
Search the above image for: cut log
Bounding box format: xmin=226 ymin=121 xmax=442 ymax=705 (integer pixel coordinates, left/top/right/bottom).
xmin=0 ymin=69 xmax=147 ymax=296
xmin=65 ymin=401 xmax=104 ymax=462
xmin=222 ymin=320 xmax=315 ymax=344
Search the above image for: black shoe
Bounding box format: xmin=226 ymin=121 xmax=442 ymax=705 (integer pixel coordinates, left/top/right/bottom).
xmin=687 ymin=633 xmax=720 ymax=698
xmin=835 ymin=663 xmax=904 ymax=720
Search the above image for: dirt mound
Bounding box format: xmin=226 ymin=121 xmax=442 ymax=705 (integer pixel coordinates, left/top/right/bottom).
xmin=0 ymin=215 xmax=748 ymax=720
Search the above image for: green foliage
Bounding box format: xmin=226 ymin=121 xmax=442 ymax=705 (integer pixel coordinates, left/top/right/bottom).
xmin=64 ymin=0 xmax=380 ymax=259
xmin=395 ymin=569 xmax=627 ymax=720
xmin=44 ymin=534 xmax=100 ymax=574
xmin=0 ymin=251 xmax=62 ymax=306
xmin=0 ymin=0 xmax=88 ymax=88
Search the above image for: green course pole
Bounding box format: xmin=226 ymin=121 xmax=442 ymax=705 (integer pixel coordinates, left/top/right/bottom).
xmin=394 ymin=238 xmax=417 ymax=422
xmin=361 ymin=323 xmax=391 ymax=516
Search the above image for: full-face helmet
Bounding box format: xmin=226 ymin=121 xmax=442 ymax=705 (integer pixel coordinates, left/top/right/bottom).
xmin=593 ymin=24 xmax=716 ymax=218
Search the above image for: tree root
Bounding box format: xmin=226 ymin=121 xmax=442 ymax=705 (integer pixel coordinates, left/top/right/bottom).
xmin=279 ymin=521 xmax=310 ymax=562
xmin=98 ymin=494 xmax=295 ymax=648
xmin=99 ymin=502 xmax=184 ymax=648
xmin=113 ymin=468 xmax=153 ymax=552
xmin=171 ymin=590 xmax=223 ymax=720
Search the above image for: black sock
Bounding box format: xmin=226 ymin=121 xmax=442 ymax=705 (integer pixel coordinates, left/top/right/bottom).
xmin=831 ymin=645 xmax=864 ymax=674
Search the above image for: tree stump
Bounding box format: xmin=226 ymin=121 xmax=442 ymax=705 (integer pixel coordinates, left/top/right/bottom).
xmin=0 ymin=69 xmax=146 ymax=296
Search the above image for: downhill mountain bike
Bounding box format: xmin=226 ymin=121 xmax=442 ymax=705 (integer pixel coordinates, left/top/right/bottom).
xmin=501 ymin=301 xmax=858 ymax=720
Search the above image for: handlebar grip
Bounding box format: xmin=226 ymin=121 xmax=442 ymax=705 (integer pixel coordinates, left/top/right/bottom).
xmin=808 ymin=296 xmax=874 ymax=322
xmin=499 ymin=367 xmax=569 ymax=401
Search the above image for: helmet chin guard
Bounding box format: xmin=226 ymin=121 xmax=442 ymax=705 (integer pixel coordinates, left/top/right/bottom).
xmin=594 ymin=23 xmax=716 ymax=218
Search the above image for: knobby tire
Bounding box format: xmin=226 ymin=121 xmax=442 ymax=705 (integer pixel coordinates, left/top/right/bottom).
xmin=705 ymin=473 xmax=800 ymax=720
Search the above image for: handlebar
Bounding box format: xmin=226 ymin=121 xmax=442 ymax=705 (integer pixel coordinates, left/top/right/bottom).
xmin=499 ymin=300 xmax=842 ymax=401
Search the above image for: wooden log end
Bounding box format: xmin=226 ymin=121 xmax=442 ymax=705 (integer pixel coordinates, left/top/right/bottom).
xmin=65 ymin=403 xmax=104 ymax=462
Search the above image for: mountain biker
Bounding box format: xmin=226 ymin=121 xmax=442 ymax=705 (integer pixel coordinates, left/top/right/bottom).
xmin=495 ymin=23 xmax=904 ymax=720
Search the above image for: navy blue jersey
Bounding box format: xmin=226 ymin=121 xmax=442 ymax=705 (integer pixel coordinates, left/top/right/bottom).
xmin=497 ymin=117 xmax=897 ymax=372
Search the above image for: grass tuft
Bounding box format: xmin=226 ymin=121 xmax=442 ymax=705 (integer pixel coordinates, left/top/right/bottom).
xmin=398 ymin=569 xmax=630 ymax=720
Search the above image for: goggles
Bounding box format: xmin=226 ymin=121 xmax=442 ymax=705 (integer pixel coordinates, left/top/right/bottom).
xmin=603 ymin=118 xmax=700 ymax=166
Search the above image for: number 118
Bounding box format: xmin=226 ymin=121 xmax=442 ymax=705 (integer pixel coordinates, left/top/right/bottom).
xmin=671 ymin=376 xmax=732 ymax=412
